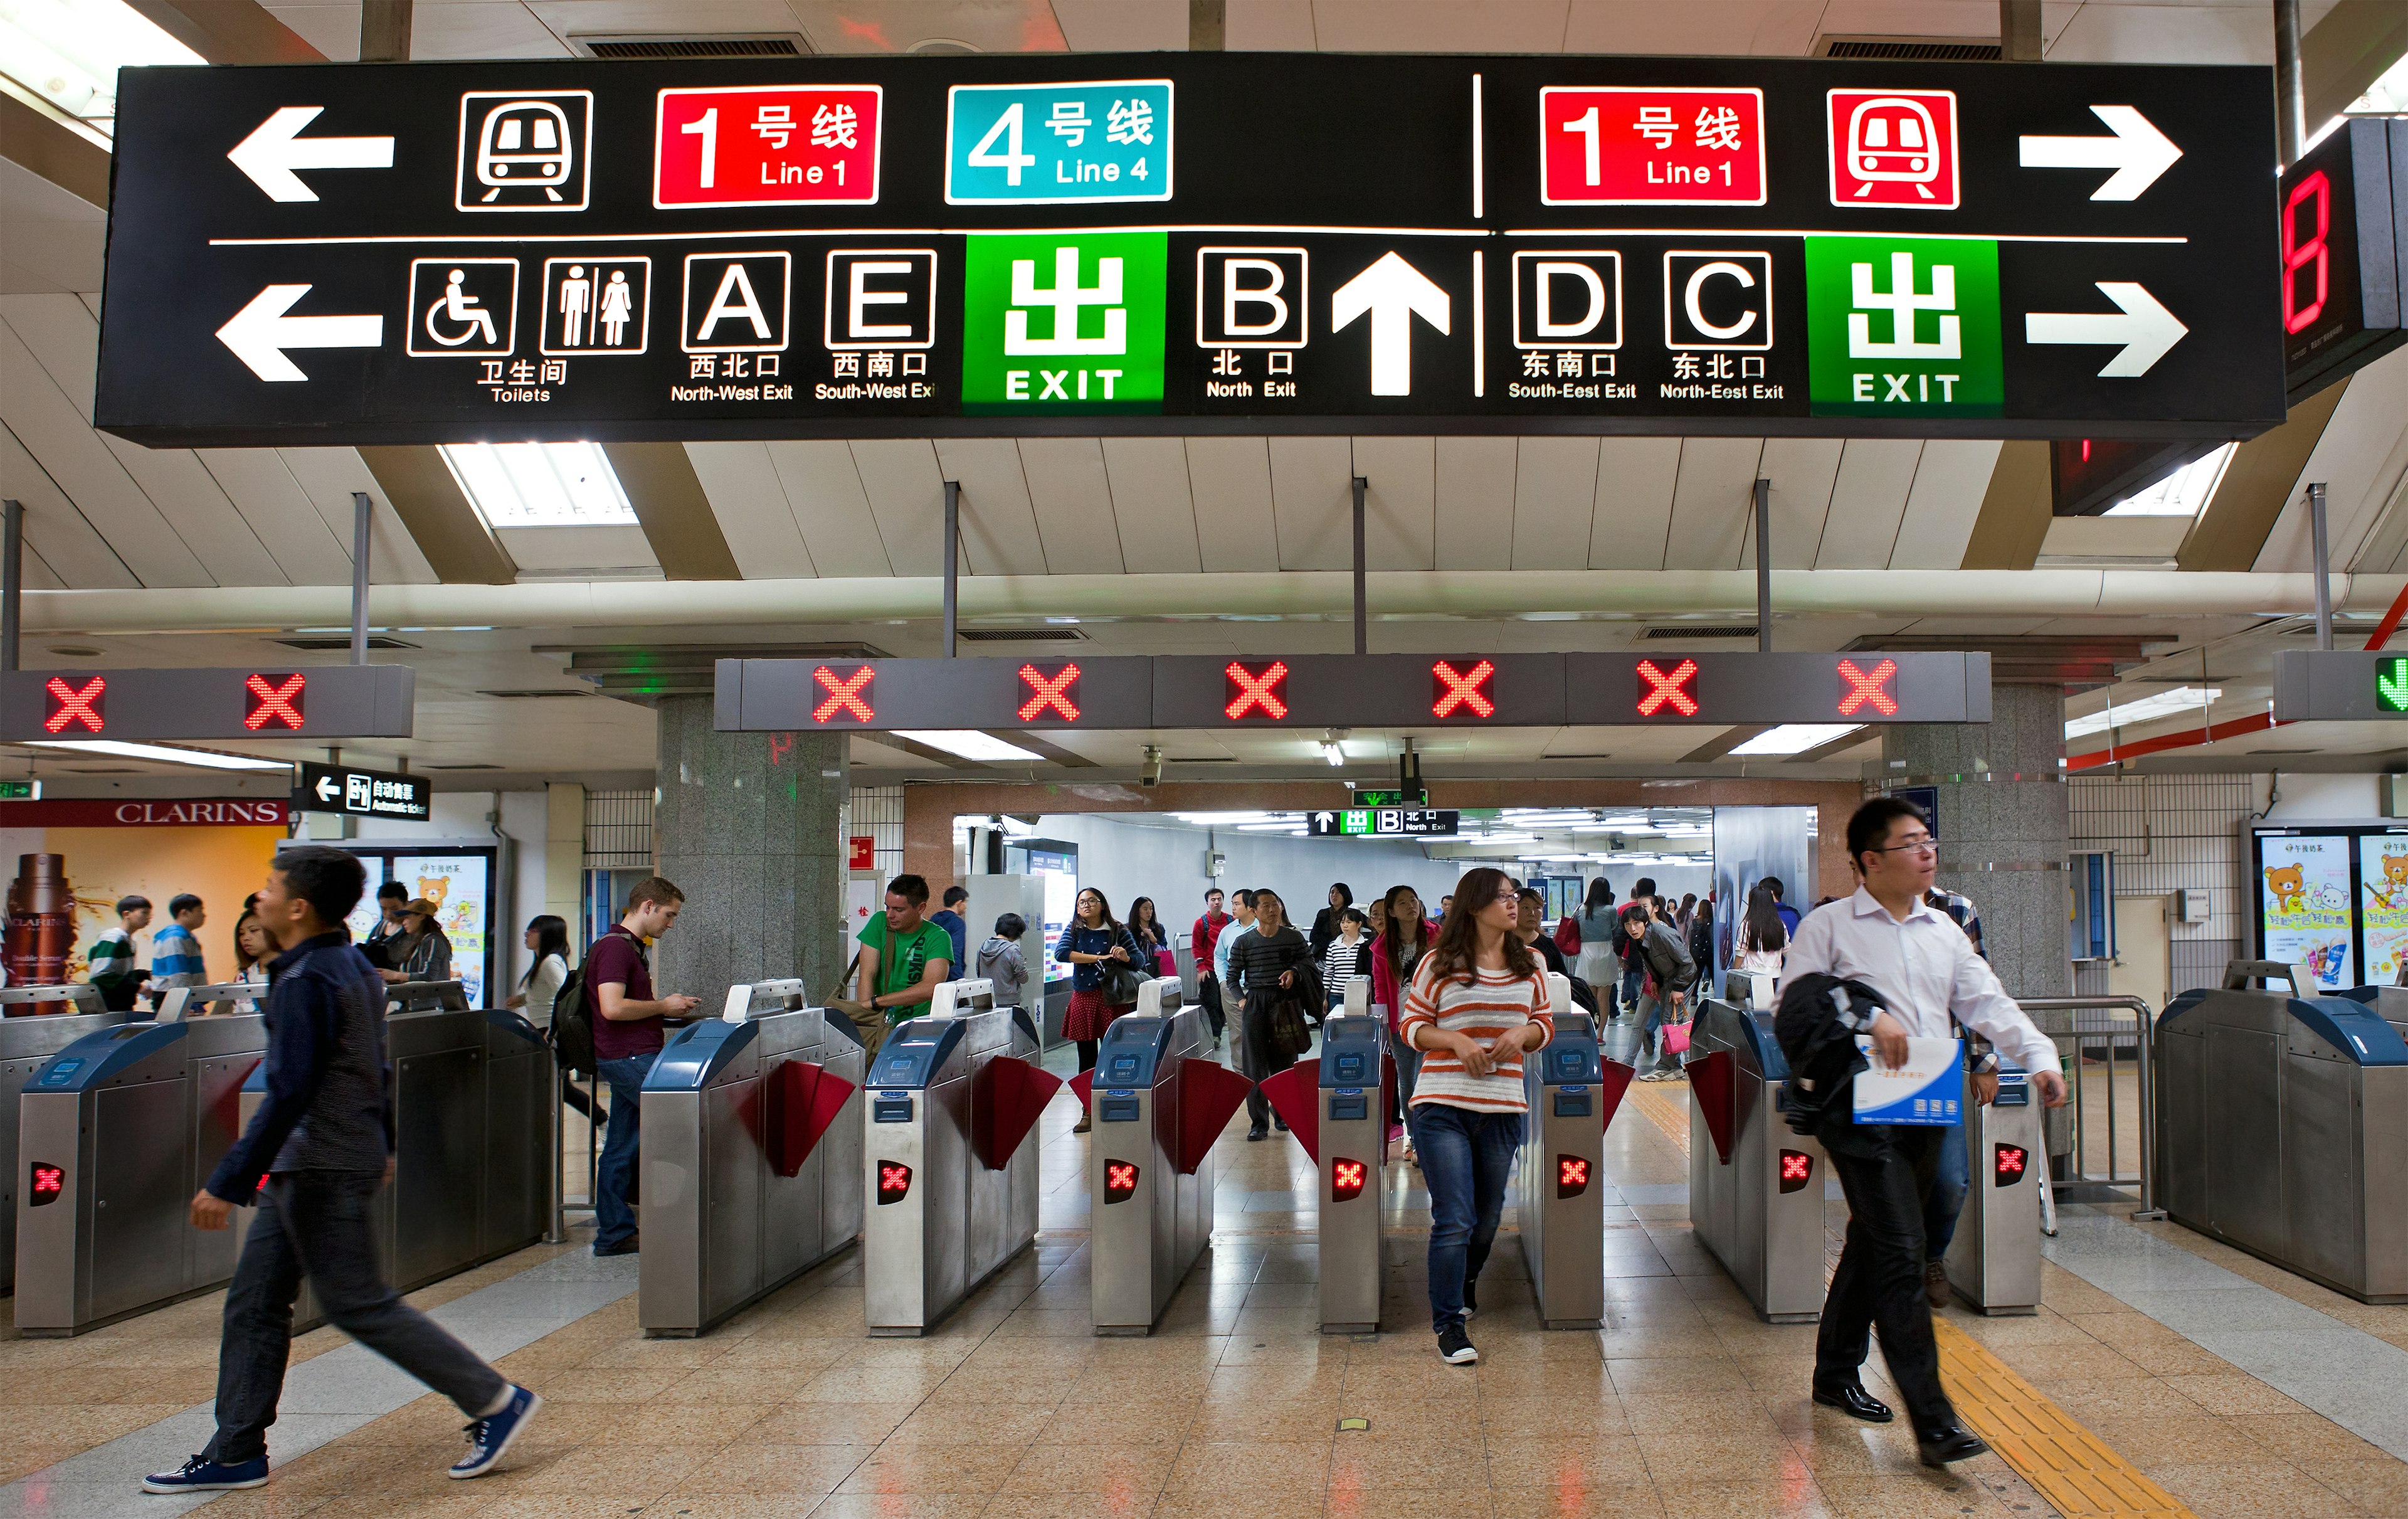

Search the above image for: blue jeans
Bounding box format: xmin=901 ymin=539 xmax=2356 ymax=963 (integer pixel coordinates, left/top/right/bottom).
xmin=1619 ymin=965 xmax=1644 ymax=1011
xmin=1924 ymin=1119 xmax=1970 ymax=1258
xmin=595 ymin=1053 xmax=656 ymax=1251
xmin=1416 ymin=1102 xmax=1523 ymax=1334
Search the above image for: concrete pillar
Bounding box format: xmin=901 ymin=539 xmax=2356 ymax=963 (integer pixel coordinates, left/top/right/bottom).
xmin=1882 ymin=683 xmax=2069 ymax=1000
xmin=650 ymin=696 xmax=847 ymax=1002
xmin=544 ymin=781 xmax=583 ymax=931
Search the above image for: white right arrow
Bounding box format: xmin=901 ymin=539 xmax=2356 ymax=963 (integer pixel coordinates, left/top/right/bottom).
xmin=1331 ymin=251 xmax=1450 ymax=396
xmin=2017 ymin=105 xmax=2182 ymax=201
xmin=228 ymin=106 xmax=395 ymax=202
xmin=216 ymin=285 xmax=384 ymax=381
xmin=2024 ymin=282 xmax=2188 ymax=377
xmin=314 ymin=775 xmax=340 ymax=802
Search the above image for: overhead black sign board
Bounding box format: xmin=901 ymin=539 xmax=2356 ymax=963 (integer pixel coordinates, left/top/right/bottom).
xmin=2272 ymin=650 xmax=2408 ymax=722
xmin=1306 ymin=808 xmax=1460 ymax=838
xmin=0 ymin=666 xmax=415 ymax=743
xmin=293 ymin=761 xmax=432 ymax=820
xmin=715 ymin=651 xmax=1988 ymax=731
xmin=2279 ymin=118 xmax=2407 ymax=405
xmin=97 ymin=53 xmax=2279 ymax=446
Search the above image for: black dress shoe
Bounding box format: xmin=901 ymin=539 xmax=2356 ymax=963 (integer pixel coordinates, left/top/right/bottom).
xmin=1274 ymin=1118 xmax=1289 ymax=1131
xmin=1916 ymin=1425 xmax=1990 ymax=1467
xmin=1811 ymin=1384 xmax=1894 ymax=1423
xmin=1247 ymin=1128 xmax=1268 ymax=1141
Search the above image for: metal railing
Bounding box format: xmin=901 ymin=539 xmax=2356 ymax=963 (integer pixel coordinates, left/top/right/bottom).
xmin=2017 ymin=993 xmax=2158 ymax=1218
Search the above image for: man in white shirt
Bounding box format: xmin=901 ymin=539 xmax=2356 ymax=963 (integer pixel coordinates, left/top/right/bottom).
xmin=1783 ymin=797 xmax=2067 ymax=1468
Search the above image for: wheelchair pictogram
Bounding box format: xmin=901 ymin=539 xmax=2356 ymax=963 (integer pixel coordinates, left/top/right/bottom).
xmin=406 ymin=258 xmax=518 ymax=357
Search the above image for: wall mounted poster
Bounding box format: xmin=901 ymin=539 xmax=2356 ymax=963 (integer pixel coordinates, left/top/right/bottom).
xmin=394 ymin=854 xmax=491 ymax=1006
xmin=2258 ymin=832 xmax=2355 ymax=989
xmin=2358 ymin=831 xmax=2408 ymax=985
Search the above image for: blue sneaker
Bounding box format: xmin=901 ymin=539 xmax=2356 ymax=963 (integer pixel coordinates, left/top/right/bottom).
xmin=450 ymin=1385 xmax=542 ymax=1479
xmin=143 ymin=1454 xmax=269 ymax=1493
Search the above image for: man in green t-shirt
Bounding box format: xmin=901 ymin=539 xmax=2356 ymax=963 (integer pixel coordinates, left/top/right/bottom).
xmin=843 ymin=873 xmax=953 ymax=1052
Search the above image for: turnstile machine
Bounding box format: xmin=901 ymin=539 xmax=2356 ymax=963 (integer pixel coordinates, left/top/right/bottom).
xmin=1688 ymin=998 xmax=1829 ymax=1323
xmin=1255 ymin=976 xmax=1386 ymax=1333
xmin=1084 ymin=977 xmax=1254 ymax=1335
xmin=15 ymin=1007 xmax=267 ymax=1334
xmin=862 ymin=980 xmax=1060 ymax=1335
xmin=1 ymin=988 xmax=127 ymax=1296
xmin=2155 ymin=964 xmax=2408 ymax=1302
xmin=1519 ymin=976 xmax=1627 ymax=1330
xmin=641 ymin=980 xmax=865 ymax=1335
xmin=1941 ymin=1062 xmax=2043 ymax=1314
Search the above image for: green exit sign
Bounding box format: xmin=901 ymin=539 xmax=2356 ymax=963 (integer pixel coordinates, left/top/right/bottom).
xmin=2381 ymin=658 xmax=2408 ymax=713
xmin=1349 ymin=788 xmax=1425 ymax=807
xmin=0 ymin=780 xmax=39 ymax=800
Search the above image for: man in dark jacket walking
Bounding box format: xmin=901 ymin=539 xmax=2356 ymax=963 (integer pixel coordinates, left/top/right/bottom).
xmin=145 ymin=846 xmax=539 ymax=1494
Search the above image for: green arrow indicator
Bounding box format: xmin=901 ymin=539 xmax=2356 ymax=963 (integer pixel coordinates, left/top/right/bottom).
xmin=2381 ymin=659 xmax=2408 ymax=714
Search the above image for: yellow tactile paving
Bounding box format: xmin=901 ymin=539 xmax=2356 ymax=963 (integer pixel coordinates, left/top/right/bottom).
xmin=1620 ymin=1072 xmax=1691 ymax=1150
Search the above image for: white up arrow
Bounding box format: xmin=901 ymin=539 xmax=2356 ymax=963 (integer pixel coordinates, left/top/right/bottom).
xmin=1331 ymin=251 xmax=1450 ymax=396
xmin=216 ymin=285 xmax=384 ymax=381
xmin=2024 ymin=282 xmax=2187 ymax=377
xmin=2017 ymin=105 xmax=2182 ymax=201
xmin=228 ymin=106 xmax=394 ymax=201
xmin=314 ymin=775 xmax=341 ymax=803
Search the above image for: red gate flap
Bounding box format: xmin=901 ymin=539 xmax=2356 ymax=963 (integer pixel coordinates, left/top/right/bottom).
xmin=769 ymin=1059 xmax=855 ymax=1178
xmin=974 ymin=1054 xmax=1063 ymax=1170
xmin=1689 ymin=1049 xmax=1737 ymax=1165
xmin=1594 ymin=1058 xmax=1636 ymax=1137
xmin=1176 ymin=1057 xmax=1257 ymax=1175
xmin=1067 ymin=1067 xmax=1096 ymax=1117
xmin=1254 ymin=1060 xmax=1319 ymax=1165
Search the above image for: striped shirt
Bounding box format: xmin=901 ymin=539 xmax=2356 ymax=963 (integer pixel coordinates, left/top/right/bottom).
xmin=149 ymin=921 xmax=206 ymax=991
xmin=1398 ymin=955 xmax=1555 ymax=1113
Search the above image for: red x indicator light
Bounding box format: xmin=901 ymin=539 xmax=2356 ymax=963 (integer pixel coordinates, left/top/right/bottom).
xmin=1778 ymin=1149 xmax=1815 ymax=1194
xmin=1837 ymin=659 xmax=1899 ymax=717
xmin=1635 ymin=659 xmax=1699 ymax=717
xmin=1431 ymin=659 xmax=1496 ymax=719
xmin=1104 ymin=1160 xmax=1139 ymax=1202
xmin=811 ymin=664 xmax=875 ymax=723
xmin=1017 ymin=662 xmax=1082 ymax=721
xmin=243 ymin=672 xmax=307 ymax=731
xmin=876 ymin=1160 xmax=912 ymax=1204
xmin=43 ymin=675 xmax=104 ymax=734
xmin=1223 ymin=660 xmax=1289 ymax=720
xmin=1556 ymin=1155 xmax=1590 ymax=1199
xmin=29 ymin=1162 xmax=63 ymax=1205
xmin=1994 ymin=1143 xmax=2028 ymax=1185
xmin=1331 ymin=1158 xmax=1367 ymax=1202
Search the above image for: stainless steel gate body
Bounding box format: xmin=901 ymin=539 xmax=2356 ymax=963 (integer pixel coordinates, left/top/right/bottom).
xmin=1091 ymin=980 xmax=1215 ymax=1335
xmin=1689 ymin=1000 xmax=1828 ymax=1324
xmin=1315 ymin=1005 xmax=1385 ymax=1334
xmin=1 ymin=998 xmax=127 ymax=1296
xmin=1519 ymin=996 xmax=1610 ymax=1331
xmin=1942 ymin=1063 xmax=2043 ymax=1315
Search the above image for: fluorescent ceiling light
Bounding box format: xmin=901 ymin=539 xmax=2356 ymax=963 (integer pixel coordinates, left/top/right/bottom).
xmin=2104 ymin=443 xmax=2236 ymax=517
xmin=890 ymin=730 xmax=1042 ymax=762
xmin=24 ymin=739 xmax=290 ymax=771
xmin=2064 ymin=686 xmax=2219 ymax=739
xmin=0 ymin=0 xmax=200 ymax=136
xmin=440 ymin=442 xmax=636 ymax=528
xmin=1318 ymin=739 xmax=1345 ymax=766
xmin=1729 ymin=724 xmax=1866 ymax=756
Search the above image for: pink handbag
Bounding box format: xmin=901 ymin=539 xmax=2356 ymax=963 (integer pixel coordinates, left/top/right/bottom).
xmin=1662 ymin=1021 xmax=1692 ymax=1056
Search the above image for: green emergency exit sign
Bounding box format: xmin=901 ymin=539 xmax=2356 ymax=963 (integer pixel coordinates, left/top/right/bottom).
xmin=0 ymin=780 xmax=39 ymax=799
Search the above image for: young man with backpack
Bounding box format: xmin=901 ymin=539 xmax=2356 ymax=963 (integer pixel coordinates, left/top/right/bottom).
xmin=581 ymin=878 xmax=701 ymax=1257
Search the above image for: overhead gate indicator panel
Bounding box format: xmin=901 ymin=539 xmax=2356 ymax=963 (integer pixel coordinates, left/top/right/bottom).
xmin=1 ymin=666 xmax=416 ymax=743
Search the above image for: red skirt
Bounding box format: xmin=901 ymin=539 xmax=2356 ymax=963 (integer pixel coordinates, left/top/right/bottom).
xmin=1062 ymin=987 xmax=1132 ymax=1042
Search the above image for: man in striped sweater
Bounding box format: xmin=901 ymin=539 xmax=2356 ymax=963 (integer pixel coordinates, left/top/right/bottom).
xmin=1399 ymin=867 xmax=1556 ymax=1365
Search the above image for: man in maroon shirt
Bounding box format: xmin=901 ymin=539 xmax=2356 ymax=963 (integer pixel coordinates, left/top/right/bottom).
xmin=1192 ymin=887 xmax=1230 ymax=1044
xmin=589 ymin=877 xmax=700 ymax=1256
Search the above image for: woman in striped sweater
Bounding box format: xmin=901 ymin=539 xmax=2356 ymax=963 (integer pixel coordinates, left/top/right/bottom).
xmin=1398 ymin=867 xmax=1556 ymax=1365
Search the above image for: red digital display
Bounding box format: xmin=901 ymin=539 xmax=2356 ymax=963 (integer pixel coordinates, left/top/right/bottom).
xmin=654 ymin=85 xmax=882 ymax=209
xmin=875 ymin=1160 xmax=912 ymax=1204
xmin=1778 ymin=1148 xmax=1814 ymax=1194
xmin=1431 ymin=659 xmax=1496 ymax=719
xmin=1837 ymin=659 xmax=1899 ymax=717
xmin=1223 ymin=660 xmax=1290 ymax=721
xmin=1104 ymin=1159 xmax=1139 ymax=1202
xmin=1635 ymin=659 xmax=1699 ymax=717
xmin=242 ymin=672 xmax=307 ymax=731
xmin=1825 ymin=89 xmax=1960 ymax=209
xmin=811 ymin=664 xmax=875 ymax=722
xmin=43 ymin=675 xmax=104 ymax=734
xmin=1017 ymin=662 xmax=1081 ymax=721
xmin=1994 ymin=1143 xmax=2028 ymax=1185
xmin=2283 ymin=170 xmax=2330 ymax=336
xmin=1541 ymin=87 xmax=1766 ymax=207
xmin=1330 ymin=1158 xmax=1367 ymax=1202
xmin=1556 ymin=1155 xmax=1590 ymax=1200
xmin=29 ymin=1162 xmax=63 ymax=1205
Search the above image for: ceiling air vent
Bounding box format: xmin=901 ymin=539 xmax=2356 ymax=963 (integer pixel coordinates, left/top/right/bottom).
xmin=272 ymin=636 xmax=419 ymax=651
xmin=573 ymin=34 xmax=809 ymax=58
xmin=1642 ymin=625 xmax=1758 ymax=641
xmin=1817 ymin=35 xmax=2003 ymax=61
xmin=956 ymin=627 xmax=1090 ymax=643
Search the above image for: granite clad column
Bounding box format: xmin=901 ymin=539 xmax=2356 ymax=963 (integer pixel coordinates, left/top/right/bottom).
xmin=1882 ymin=684 xmax=2069 ymax=1000
xmin=650 ymin=694 xmax=847 ymax=1003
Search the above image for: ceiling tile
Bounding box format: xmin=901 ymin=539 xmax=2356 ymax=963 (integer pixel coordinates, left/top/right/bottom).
xmin=784 ymin=0 xmax=1066 ymax=54
xmin=1186 ymin=436 xmax=1279 ymax=571
xmin=1050 ymin=0 xmax=1187 ymax=50
xmin=0 ymin=156 xmax=107 ymax=294
xmin=1742 ymin=438 xmax=1844 ymax=569
xmin=934 ymin=437 xmax=1043 ymax=577
xmin=408 ymin=1 xmax=575 ymax=58
xmin=1228 ymin=0 xmax=1318 ymax=48
xmin=277 ymin=448 xmax=442 ymax=585
xmin=1435 ymin=436 xmax=1516 ymax=570
xmin=1309 ymin=0 xmax=1570 ymax=52
xmin=0 ymin=420 xmax=136 ymax=588
xmin=1351 ymin=435 xmax=1435 ymax=571
xmin=1510 ymin=437 xmax=1600 ymax=571
xmin=848 ymin=438 xmax=949 ymax=575
xmin=1891 ymin=438 xmax=2004 ymax=568
xmin=1102 ymin=437 xmax=1203 ymax=574
xmin=1663 ymin=437 xmax=1766 ymax=571
xmin=1018 ymin=437 xmax=1126 ymax=574
xmin=684 ymin=440 xmax=819 ymax=579
xmin=2259 ymin=343 xmax=2408 ymax=573
xmin=766 ymin=439 xmax=892 ymax=576
xmin=196 ymin=448 xmax=356 ymax=585
xmin=1814 ymin=438 xmax=1923 ymax=568
xmin=1564 ymin=0 xmax=1819 ymax=53
xmin=1587 ymin=437 xmax=1681 ymax=569
xmin=1269 ymin=435 xmax=1355 ymax=570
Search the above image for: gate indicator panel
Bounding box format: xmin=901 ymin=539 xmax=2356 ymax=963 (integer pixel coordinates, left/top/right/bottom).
xmin=3 ymin=665 xmax=415 ymax=743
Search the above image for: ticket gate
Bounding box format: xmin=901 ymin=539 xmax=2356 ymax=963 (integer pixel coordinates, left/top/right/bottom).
xmin=240 ymin=1000 xmax=555 ymax=1331
xmin=1520 ymin=978 xmax=1631 ymax=1330
xmin=1941 ymin=1062 xmax=2043 ymax=1315
xmin=1688 ymin=998 xmax=1828 ymax=1323
xmin=1258 ymin=976 xmax=1385 ymax=1333
xmin=15 ymin=1010 xmax=267 ymax=1334
xmin=2155 ymin=965 xmax=2408 ymax=1303
xmin=1077 ymin=978 xmax=1254 ymax=1335
xmin=641 ymin=980 xmax=864 ymax=1336
xmin=156 ymin=982 xmax=265 ymax=1019
xmin=1 ymin=990 xmax=127 ymax=1296
xmin=385 ymin=979 xmax=470 ymax=1014
xmin=862 ymin=980 xmax=1059 ymax=1335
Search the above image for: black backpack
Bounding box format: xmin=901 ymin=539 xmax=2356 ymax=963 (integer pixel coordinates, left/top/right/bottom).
xmin=548 ymin=952 xmax=597 ymax=1076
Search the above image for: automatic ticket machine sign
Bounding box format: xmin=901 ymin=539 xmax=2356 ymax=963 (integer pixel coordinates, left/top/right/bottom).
xmin=3 ymin=665 xmax=415 ymax=743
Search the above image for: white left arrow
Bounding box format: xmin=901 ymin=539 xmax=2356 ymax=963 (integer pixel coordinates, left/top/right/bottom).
xmin=227 ymin=106 xmax=394 ymax=202
xmin=2024 ymin=282 xmax=2187 ymax=377
xmin=314 ymin=775 xmax=341 ymax=803
xmin=2017 ymin=105 xmax=2182 ymax=201
xmin=216 ymin=285 xmax=384 ymax=381
xmin=1331 ymin=251 xmax=1450 ymax=396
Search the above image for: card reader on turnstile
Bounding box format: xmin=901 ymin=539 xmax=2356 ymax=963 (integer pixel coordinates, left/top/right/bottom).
xmin=1317 ymin=976 xmax=1384 ymax=1333
xmin=1520 ymin=975 xmax=1624 ymax=1330
xmin=1943 ymin=1062 xmax=2042 ymax=1314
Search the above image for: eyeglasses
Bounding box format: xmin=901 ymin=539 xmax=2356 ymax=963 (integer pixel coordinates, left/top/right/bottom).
xmin=1872 ymin=834 xmax=1940 ymax=856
